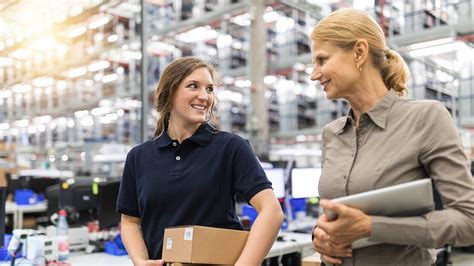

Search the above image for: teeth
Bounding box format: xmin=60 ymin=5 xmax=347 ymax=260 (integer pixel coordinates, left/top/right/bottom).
xmin=191 ymin=104 xmax=206 ymax=110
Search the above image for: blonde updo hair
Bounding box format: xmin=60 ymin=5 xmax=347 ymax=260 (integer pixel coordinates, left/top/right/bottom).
xmin=311 ymin=8 xmax=410 ymax=96
xmin=153 ymin=56 xmax=221 ymax=137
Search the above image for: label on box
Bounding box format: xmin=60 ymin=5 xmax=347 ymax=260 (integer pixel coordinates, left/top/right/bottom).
xmin=184 ymin=228 xmax=193 ymax=241
xmin=166 ymin=238 xmax=172 ymax=250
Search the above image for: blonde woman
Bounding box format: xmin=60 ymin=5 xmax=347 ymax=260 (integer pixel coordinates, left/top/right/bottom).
xmin=310 ymin=8 xmax=474 ymax=266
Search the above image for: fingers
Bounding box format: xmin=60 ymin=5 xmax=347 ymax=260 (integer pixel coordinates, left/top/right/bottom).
xmin=320 ymin=200 xmax=347 ymax=217
xmin=313 ymin=229 xmax=352 ymax=258
xmin=322 ymin=254 xmax=343 ymax=265
xmin=318 ymin=213 xmax=329 ymax=222
xmin=313 ymin=227 xmax=330 ymax=242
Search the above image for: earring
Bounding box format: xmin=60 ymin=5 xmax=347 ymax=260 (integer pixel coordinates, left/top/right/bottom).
xmin=357 ymin=64 xmax=362 ymax=72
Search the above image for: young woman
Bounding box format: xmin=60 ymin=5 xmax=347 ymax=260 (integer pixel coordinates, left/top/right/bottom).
xmin=117 ymin=57 xmax=284 ymax=266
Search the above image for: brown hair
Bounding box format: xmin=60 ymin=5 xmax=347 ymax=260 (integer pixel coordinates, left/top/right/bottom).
xmin=153 ymin=56 xmax=221 ymax=137
xmin=311 ymin=8 xmax=410 ymax=96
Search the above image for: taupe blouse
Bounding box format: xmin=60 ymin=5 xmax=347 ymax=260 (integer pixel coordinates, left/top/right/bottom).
xmin=319 ymin=89 xmax=474 ymax=266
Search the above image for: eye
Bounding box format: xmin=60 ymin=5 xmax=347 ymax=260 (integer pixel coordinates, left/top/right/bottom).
xmin=318 ymin=57 xmax=326 ymax=65
xmin=187 ymin=83 xmax=198 ymax=89
xmin=206 ymin=86 xmax=214 ymax=93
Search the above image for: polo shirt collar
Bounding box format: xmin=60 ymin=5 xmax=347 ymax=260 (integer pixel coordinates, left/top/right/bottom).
xmin=335 ymin=89 xmax=397 ymax=134
xmin=155 ymin=123 xmax=213 ymax=148
xmin=155 ymin=130 xmax=173 ymax=148
xmin=188 ymin=123 xmax=213 ymax=146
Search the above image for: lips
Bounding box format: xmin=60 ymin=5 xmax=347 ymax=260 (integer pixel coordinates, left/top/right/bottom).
xmin=320 ymin=79 xmax=331 ymax=89
xmin=191 ymin=104 xmax=206 ymax=111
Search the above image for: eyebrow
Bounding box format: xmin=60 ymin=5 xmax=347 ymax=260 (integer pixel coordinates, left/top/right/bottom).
xmin=187 ymin=80 xmax=214 ymax=86
xmin=312 ymin=54 xmax=326 ymax=64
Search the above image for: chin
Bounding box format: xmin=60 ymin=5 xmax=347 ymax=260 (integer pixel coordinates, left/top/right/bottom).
xmin=324 ymin=91 xmax=335 ymax=100
xmin=188 ymin=116 xmax=206 ymax=124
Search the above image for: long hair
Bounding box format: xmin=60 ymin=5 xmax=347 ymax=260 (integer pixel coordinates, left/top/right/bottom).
xmin=311 ymin=8 xmax=410 ymax=96
xmin=153 ymin=57 xmax=221 ymax=137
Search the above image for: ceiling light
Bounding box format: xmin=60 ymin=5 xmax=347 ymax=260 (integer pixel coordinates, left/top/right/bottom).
xmin=88 ymin=60 xmax=110 ymax=72
xmin=67 ymin=67 xmax=87 ymax=78
xmin=101 ymin=73 xmax=118 ymax=83
xmin=409 ymin=42 xmax=468 ymax=57
xmin=33 ymin=77 xmax=54 ymax=87
xmin=89 ymin=15 xmax=110 ymax=29
xmin=68 ymin=26 xmax=87 ymax=38
xmin=12 ymin=84 xmax=32 ymax=94
xmin=0 ymin=90 xmax=11 ymax=98
xmin=405 ymin=37 xmax=453 ymax=51
xmin=107 ymin=34 xmax=118 ymax=43
xmin=0 ymin=57 xmax=13 ymax=67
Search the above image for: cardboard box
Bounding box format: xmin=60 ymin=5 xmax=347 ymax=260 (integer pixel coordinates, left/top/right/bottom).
xmin=162 ymin=226 xmax=249 ymax=265
xmin=302 ymin=252 xmax=321 ymax=266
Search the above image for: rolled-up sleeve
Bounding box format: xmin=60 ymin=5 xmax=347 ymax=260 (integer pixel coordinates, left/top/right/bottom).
xmin=370 ymin=102 xmax=474 ymax=248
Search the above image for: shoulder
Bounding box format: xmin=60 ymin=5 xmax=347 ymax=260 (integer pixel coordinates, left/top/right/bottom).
xmin=322 ymin=116 xmax=348 ymax=137
xmin=396 ymin=98 xmax=444 ymax=111
xmin=396 ymin=99 xmax=449 ymax=121
xmin=126 ymin=140 xmax=155 ymax=160
xmin=212 ymin=130 xmax=248 ymax=145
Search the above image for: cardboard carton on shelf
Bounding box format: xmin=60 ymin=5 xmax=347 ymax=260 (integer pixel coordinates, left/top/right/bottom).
xmin=162 ymin=225 xmax=249 ymax=265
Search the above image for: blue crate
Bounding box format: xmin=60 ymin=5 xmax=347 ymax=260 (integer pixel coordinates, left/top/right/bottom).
xmin=0 ymin=234 xmax=12 ymax=261
xmin=104 ymin=241 xmax=128 ymax=256
xmin=15 ymin=189 xmax=37 ymax=205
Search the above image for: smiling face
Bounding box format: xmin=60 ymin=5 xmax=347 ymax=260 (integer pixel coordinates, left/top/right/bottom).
xmin=169 ymin=67 xmax=215 ymax=129
xmin=310 ymin=40 xmax=359 ymax=100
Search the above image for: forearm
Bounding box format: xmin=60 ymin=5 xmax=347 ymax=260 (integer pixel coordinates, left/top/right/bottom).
xmin=236 ymin=206 xmax=283 ymax=265
xmin=121 ymin=221 xmax=150 ymax=264
xmin=371 ymin=207 xmax=474 ymax=248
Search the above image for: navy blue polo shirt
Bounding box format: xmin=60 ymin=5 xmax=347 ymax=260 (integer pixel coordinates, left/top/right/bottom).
xmin=116 ymin=123 xmax=272 ymax=259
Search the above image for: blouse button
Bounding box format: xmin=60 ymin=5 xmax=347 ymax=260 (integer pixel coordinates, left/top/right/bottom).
xmin=176 ymin=156 xmax=181 ymax=161
xmin=173 ymin=142 xmax=177 ymax=147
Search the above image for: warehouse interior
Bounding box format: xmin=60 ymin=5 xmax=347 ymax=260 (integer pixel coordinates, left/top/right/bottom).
xmin=0 ymin=0 xmax=473 ymax=265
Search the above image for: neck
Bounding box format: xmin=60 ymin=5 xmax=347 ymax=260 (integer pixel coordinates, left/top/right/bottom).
xmin=167 ymin=121 xmax=202 ymax=143
xmin=346 ymin=69 xmax=389 ymax=127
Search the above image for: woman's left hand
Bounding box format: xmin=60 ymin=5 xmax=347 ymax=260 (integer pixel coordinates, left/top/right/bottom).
xmin=317 ymin=199 xmax=372 ymax=247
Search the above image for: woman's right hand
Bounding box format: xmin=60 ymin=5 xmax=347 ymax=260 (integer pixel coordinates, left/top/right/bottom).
xmin=312 ymin=216 xmax=352 ymax=265
xmin=135 ymin=259 xmax=164 ymax=266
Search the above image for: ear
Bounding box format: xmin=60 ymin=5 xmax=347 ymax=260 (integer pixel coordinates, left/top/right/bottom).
xmin=353 ymin=39 xmax=369 ymax=65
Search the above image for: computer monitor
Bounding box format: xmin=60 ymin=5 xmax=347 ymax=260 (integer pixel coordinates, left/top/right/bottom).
xmin=291 ymin=168 xmax=321 ymax=199
xmin=29 ymin=177 xmax=59 ymax=196
xmin=7 ymin=174 xmax=59 ymax=198
xmin=264 ymin=168 xmax=285 ymax=198
xmin=45 ymin=185 xmax=60 ymax=216
xmin=73 ymin=186 xmax=98 ymax=211
xmin=6 ymin=174 xmax=28 ymax=198
xmin=97 ymin=180 xmax=121 ymax=229
xmin=0 ymin=187 xmax=6 ymax=247
xmin=59 ymin=178 xmax=97 ymax=225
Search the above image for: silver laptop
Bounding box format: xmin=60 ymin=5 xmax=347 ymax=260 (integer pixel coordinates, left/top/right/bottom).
xmin=323 ymin=179 xmax=434 ymax=248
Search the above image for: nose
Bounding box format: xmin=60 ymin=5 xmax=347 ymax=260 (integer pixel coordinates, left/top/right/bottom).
xmin=310 ymin=67 xmax=321 ymax=81
xmin=197 ymin=88 xmax=209 ymax=100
